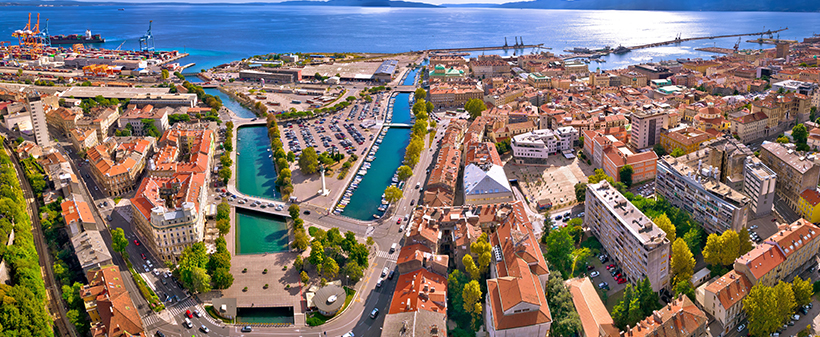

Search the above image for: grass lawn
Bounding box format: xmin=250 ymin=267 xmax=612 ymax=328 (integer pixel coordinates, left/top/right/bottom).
xmin=306 ymin=286 xmax=356 ymax=326
xmin=603 ymin=287 xmax=625 ymax=311
xmin=205 ymin=305 xmax=233 ymax=323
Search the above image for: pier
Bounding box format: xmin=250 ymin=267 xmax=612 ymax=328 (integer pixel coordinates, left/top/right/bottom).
xmin=694 ymin=47 xmax=737 ymax=55
xmin=425 ymin=44 xmax=546 ymax=53
xmin=746 ymin=38 xmax=797 ymax=45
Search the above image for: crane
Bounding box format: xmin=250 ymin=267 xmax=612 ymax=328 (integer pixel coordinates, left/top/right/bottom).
xmin=115 ymin=40 xmax=126 ymax=51
xmin=734 ymin=37 xmax=741 ymax=52
xmin=139 ymin=20 xmax=154 ymax=52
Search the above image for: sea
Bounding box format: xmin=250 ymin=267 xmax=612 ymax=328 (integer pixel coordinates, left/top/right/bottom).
xmin=1 ymin=5 xmax=818 ymax=72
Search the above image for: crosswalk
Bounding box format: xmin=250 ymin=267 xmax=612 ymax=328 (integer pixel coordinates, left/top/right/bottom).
xmin=376 ymin=250 xmax=399 ymax=261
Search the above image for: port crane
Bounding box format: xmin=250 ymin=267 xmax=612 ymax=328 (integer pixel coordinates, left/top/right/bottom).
xmin=139 ymin=20 xmax=155 ymax=52
xmin=114 ymin=40 xmax=126 ymax=51
xmin=734 ymin=37 xmax=741 ymax=52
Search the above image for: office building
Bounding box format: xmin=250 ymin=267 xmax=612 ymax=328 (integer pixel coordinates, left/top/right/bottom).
xmin=585 ymin=181 xmax=671 ymax=292
xmin=630 ymin=109 xmax=668 ymax=150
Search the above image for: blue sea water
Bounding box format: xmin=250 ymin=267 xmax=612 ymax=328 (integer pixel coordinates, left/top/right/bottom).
xmin=1 ymin=5 xmax=818 ymax=72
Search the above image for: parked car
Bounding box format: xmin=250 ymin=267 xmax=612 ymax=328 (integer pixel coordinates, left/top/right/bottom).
xmin=370 ymin=308 xmax=380 ymax=319
xmin=376 ymin=279 xmax=383 ymax=288
xmin=241 ymin=326 xmax=253 ymax=332
xmin=193 ymin=309 xmax=202 ymax=318
xmin=617 ymin=278 xmax=627 ymax=284
xmin=590 ymin=271 xmax=600 ymax=278
xmin=598 ymin=282 xmax=609 ymax=289
xmin=737 ymin=324 xmax=746 ymax=332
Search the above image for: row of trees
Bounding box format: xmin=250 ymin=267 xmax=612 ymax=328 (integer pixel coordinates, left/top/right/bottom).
xmin=288 ymin=204 xmax=309 ymax=252
xmin=174 ymin=239 xmax=234 ymax=293
xmin=181 ymin=81 xmax=222 ymax=111
xmin=299 ymin=219 xmax=369 ymax=288
xmin=218 ymin=121 xmax=234 ymax=184
xmin=745 ymin=277 xmax=813 ymax=337
xmin=447 ymin=270 xmax=483 ymax=336
xmin=267 ymin=114 xmax=295 ymax=198
xmin=547 ymin=272 xmax=583 ymax=336
xmin=403 ymin=96 xmax=433 ymax=169
xmin=0 ymin=137 xmax=54 ymax=336
xmin=611 ymin=279 xmax=662 ymax=329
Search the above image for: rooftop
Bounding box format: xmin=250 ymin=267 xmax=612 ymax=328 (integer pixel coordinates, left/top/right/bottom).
xmin=587 ymin=181 xmax=668 ymax=247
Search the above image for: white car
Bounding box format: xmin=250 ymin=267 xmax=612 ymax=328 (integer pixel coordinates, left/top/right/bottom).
xmin=590 ymin=271 xmax=600 ymax=278
xmin=737 ymin=324 xmax=746 ymax=332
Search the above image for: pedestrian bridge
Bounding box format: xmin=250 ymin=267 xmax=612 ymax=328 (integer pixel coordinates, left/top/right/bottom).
xmin=384 ymin=123 xmax=413 ymax=128
xmin=394 ymin=85 xmax=417 ymax=93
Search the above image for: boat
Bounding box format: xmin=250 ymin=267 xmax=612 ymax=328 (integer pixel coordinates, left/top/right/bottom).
xmin=50 ymin=30 xmax=105 ymax=44
xmin=377 ymin=205 xmax=387 ymax=212
xmin=118 ymin=8 xmax=125 ymax=11
xmin=373 ymin=214 xmax=381 ymax=219
xmin=613 ymin=45 xmax=630 ymax=54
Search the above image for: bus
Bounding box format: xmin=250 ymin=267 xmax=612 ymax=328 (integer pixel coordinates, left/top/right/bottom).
xmin=291 ymin=100 xmax=302 ymax=104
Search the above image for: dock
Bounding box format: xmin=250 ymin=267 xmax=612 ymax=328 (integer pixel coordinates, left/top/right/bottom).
xmin=180 ymin=63 xmax=196 ymax=70
xmin=694 ymin=47 xmax=737 ymax=55
xmin=745 ymin=38 xmax=798 ymax=45
xmin=156 ymin=52 xmax=190 ymax=65
xmin=425 ymin=44 xmax=546 ymax=53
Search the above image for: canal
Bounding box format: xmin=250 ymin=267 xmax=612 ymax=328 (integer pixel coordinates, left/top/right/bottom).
xmin=236 ymin=126 xmax=280 ymax=200
xmin=235 ymin=208 xmax=289 ymax=255
xmin=204 ymin=88 xmax=257 ymax=119
xmin=342 ymin=92 xmax=414 ymax=220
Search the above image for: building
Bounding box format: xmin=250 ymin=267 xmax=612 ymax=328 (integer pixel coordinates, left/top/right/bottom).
xmin=752 ymin=92 xmax=811 ymax=130
xmin=396 ymin=244 xmax=448 ymax=277
xmin=374 ymin=60 xmax=398 ymax=82
xmin=798 ymin=189 xmax=820 ymax=223
xmin=624 ymin=295 xmax=708 ymax=337
xmin=149 ymin=126 xmax=215 ymax=179
xmin=129 ymin=93 xmax=197 ymax=108
xmin=630 ymin=109 xmax=668 ymax=150
xmin=77 ymin=106 xmax=119 ymax=141
xmin=45 ymin=107 xmax=81 ymax=135
xmin=731 ymin=111 xmax=769 ymax=143
xmin=485 ymin=209 xmax=552 ymax=336
xmin=428 ymin=64 xmax=465 ymax=81
xmin=655 ymin=152 xmax=750 ymax=234
xmin=463 ymin=163 xmax=514 ymax=205
xmin=382 ymin=269 xmax=448 ymax=336
xmin=584 ymin=129 xmax=658 ymax=184
xmin=585 ymin=181 xmax=671 ymax=291
xmin=87 ymin=137 xmax=154 ymax=196
xmin=470 ymin=56 xmax=511 ymax=78
xmin=695 ymin=271 xmax=752 ymax=334
xmin=313 ymin=285 xmax=346 ymax=317
xmin=28 ymin=96 xmax=50 ymax=147
xmin=68 ymin=127 xmax=99 ymax=152
xmin=428 ymin=82 xmax=483 ymax=109
xmin=659 ymin=126 xmax=718 ymax=155
xmin=130 ymin=172 xmax=207 ymax=261
xmin=423 ymin=144 xmax=461 ymax=207
xmin=743 ymin=157 xmax=777 ymax=217
xmin=527 ymin=72 xmax=553 ymax=89
xmin=239 ymin=68 xmax=302 ymax=83
xmin=734 ymin=219 xmax=820 ymax=286
xmin=61 ymin=197 xmax=97 ymax=237
xmin=759 ymin=142 xmax=820 ymax=212
xmin=81 ymin=266 xmax=145 ymax=337
xmin=693 ymin=104 xmax=731 ymax=133
xmin=71 ymin=230 xmax=113 ymax=277
xmin=119 ymin=105 xmax=170 ymax=136
xmin=565 ymin=277 xmax=619 ymax=337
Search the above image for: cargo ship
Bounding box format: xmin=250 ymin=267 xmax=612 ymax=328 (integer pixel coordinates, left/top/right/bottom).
xmin=49 ymin=30 xmax=105 ymax=44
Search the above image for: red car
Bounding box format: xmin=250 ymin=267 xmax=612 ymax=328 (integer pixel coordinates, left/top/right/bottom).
xmin=606 ymin=264 xmax=615 ymax=270
xmin=134 ymin=239 xmax=140 ymax=246
xmin=397 ymin=218 xmax=402 ymax=224
xmin=617 ymin=278 xmax=627 ymax=284
xmin=141 ymin=253 xmax=146 ymax=260
xmin=186 ymin=310 xmax=193 ymax=318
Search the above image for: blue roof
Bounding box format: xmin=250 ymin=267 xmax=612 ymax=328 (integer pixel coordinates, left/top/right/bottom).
xmin=375 ymin=60 xmax=398 ymax=75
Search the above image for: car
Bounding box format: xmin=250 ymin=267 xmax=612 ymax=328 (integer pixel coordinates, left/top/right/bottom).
xmin=134 ymin=239 xmax=140 ymax=246
xmin=388 ymin=270 xmax=395 ymax=279
xmin=606 ymin=264 xmax=615 ymax=270
xmin=792 ymin=314 xmax=800 ymax=321
xmin=737 ymin=324 xmax=746 ymax=332
xmin=185 ymin=310 xmax=193 ymax=318
xmin=241 ymin=326 xmax=253 ymax=333
xmin=141 ymin=253 xmax=146 ymax=260
xmin=617 ymin=278 xmax=627 ymax=284
xmin=410 ymin=199 xmax=415 ymax=206
xmin=370 ymin=308 xmax=380 ymax=319
xmin=303 ymin=210 xmax=311 ymax=215
xmin=193 ymin=309 xmax=202 ymax=317
xmin=376 ymin=279 xmax=383 ymax=288
xmin=161 ymin=278 xmax=167 ymax=285
xmin=587 ymin=265 xmax=595 ymax=271
xmin=397 ymin=218 xmax=402 ymax=224
xmin=200 ymin=325 xmax=210 ymax=333
xmin=598 ymin=282 xmax=609 ymax=289
xmin=155 ymin=331 xmax=166 ymax=337
xmin=342 ymin=333 xmax=354 ymax=337
xmin=382 ymin=267 xmax=389 ymax=277
xmin=590 ymin=271 xmax=600 ymax=278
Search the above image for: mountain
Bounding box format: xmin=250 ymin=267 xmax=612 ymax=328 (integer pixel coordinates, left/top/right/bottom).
xmin=495 ymin=0 xmax=820 ymax=12
xmin=2 ymin=0 xmax=439 ymax=7
xmin=273 ymin=0 xmax=438 ymax=7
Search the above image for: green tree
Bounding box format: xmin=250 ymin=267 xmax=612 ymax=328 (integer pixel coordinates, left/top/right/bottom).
xmin=683 ymin=227 xmax=703 ymax=255
xmin=464 ymin=98 xmax=487 ymax=119
xmin=574 ymin=183 xmax=587 ymax=202
xmin=293 ymin=228 xmax=309 ymax=251
xmin=309 ymin=240 xmax=325 ymax=266
xmin=653 ymin=143 xmax=667 ymax=157
xmin=619 ymin=165 xmax=633 ymax=187
xmin=190 ymin=267 xmax=212 ymax=293
xmin=342 ymin=260 xmax=364 ymax=283
xmin=792 ymin=275 xmax=813 ymax=307
xmin=738 ymin=227 xmax=754 ymax=256
xmin=544 ymin=227 xmax=574 ymax=277
xmin=426 ymin=101 xmax=434 ymax=114
xmin=216 ymin=218 xmax=230 ymax=236
xmin=301 ymin=271 xmax=309 ymax=285
xmin=674 ymin=279 xmax=696 ymax=301
xmin=793 ymin=124 xmax=809 ymax=145
xmin=321 ymin=258 xmax=339 ymax=279
xmin=570 ymin=247 xmax=592 ymax=276
xmin=671 ymin=238 xmax=695 ymax=285
xmin=463 ymin=254 xmax=480 ymax=280
xmin=397 ymin=165 xmax=413 ymax=181
xmin=414 ymin=88 xmax=427 ymax=101
xmin=773 ymin=281 xmax=797 ymax=325
xmin=546 ymin=271 xmax=582 ymax=337
xmin=111 ymin=228 xmax=129 ymax=257
xmin=654 ymin=214 xmax=676 ymax=242
xmin=670 ymin=147 xmax=686 ymax=157
xmin=384 ymin=186 xmax=403 ymax=203
xmin=462 ymin=280 xmax=483 ymax=325
xmin=212 ymin=267 xmax=234 ymax=289
xmin=746 ymin=284 xmax=780 ymax=337
xmin=299 ymin=147 xmax=319 ymax=174
xmin=777 ymin=136 xmax=790 ymax=144
xmin=161 ymin=69 xmax=169 ymax=79
xmin=289 ymin=204 xmax=300 ymax=219
xmin=588 ymin=168 xmax=614 ymax=184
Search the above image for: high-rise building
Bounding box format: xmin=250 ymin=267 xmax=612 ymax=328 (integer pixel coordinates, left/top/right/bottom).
xmin=630 ymin=109 xmax=668 ymax=150
xmin=28 ymin=96 xmax=50 ymax=147
xmin=742 ymin=157 xmax=777 ymax=217
xmin=585 ymin=181 xmax=671 ymax=292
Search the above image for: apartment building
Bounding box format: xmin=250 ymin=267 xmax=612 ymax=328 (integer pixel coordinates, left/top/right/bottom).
xmin=395 ymin=244 xmax=448 ymax=277
xmin=61 ymin=197 xmax=97 ymax=237
xmin=630 ymin=109 xmax=669 ymax=150
xmin=743 ymin=157 xmax=777 ymax=217
xmin=130 ymin=172 xmax=208 ymax=261
xmin=119 ymin=104 xmax=171 ymax=136
xmin=77 ymin=106 xmax=118 ymax=141
xmin=81 ymin=265 xmax=145 ymax=337
xmin=485 ymin=210 xmax=552 ymax=337
xmin=586 ymin=129 xmax=658 ymax=184
xmin=798 ymin=189 xmax=820 ymax=223
xmin=470 ymin=56 xmax=511 ymax=78
xmin=68 ymin=127 xmax=99 ymax=152
xmin=659 ymin=126 xmax=718 ymax=155
xmin=526 ymin=72 xmax=553 ymax=89
xmin=655 ymin=153 xmax=750 ymax=234
xmin=28 ymin=96 xmax=51 ymax=147
xmin=149 ymin=126 xmax=215 ymax=179
xmin=731 ymin=110 xmax=769 ymax=143
xmin=382 ymin=269 xmax=448 ymax=336
xmin=46 ymin=107 xmax=81 ymax=135
xmin=625 ymin=295 xmax=708 ymax=337
xmin=758 ymin=142 xmax=820 ymax=212
xmin=565 ymin=277 xmax=619 ymax=337
xmin=734 ymin=219 xmax=820 ymax=286
xmin=428 ymin=82 xmax=482 ymax=109
xmin=585 ymin=181 xmax=671 ymax=292
xmin=752 ymin=92 xmax=811 ymax=130
xmin=87 ymin=137 xmax=154 ymax=196
xmin=695 ymin=271 xmax=752 ymax=334
xmin=71 ymin=230 xmax=113 ymax=276
xmin=424 ymin=144 xmax=461 ymax=207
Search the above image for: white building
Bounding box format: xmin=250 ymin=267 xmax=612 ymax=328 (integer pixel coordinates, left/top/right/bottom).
xmin=29 ymin=97 xmax=51 ymax=147
xmin=742 ymin=157 xmax=777 ymax=217
xmin=463 ymin=164 xmax=514 ymax=205
xmin=511 ymin=128 xmax=577 ymax=163
xmin=630 ymin=109 xmax=668 ymax=150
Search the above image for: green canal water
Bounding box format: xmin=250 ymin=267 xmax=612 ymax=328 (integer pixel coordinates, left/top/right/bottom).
xmin=343 ymin=93 xmax=413 ymax=220
xmin=235 ymin=208 xmax=289 ymax=255
xmin=236 ymin=126 xmax=281 ymax=200
xmin=204 ymin=88 xmax=257 ymax=119
xmin=236 ymin=307 xmax=294 ymax=324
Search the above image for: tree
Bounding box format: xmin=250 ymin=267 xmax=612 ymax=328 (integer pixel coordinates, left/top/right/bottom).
xmin=777 ymin=136 xmax=790 ymax=144
xmin=463 ymin=255 xmax=480 ymax=280
xmin=111 ymin=228 xmax=129 ymax=256
xmin=293 ymin=255 xmax=304 ymax=271
xmin=462 ymin=280 xmax=483 ymax=322
xmin=544 ymin=227 xmax=574 ymax=277
xmin=212 ymin=267 xmax=234 ymax=289
xmin=653 ymin=143 xmax=667 ymax=157
xmin=289 ymin=204 xmax=300 ymax=219
xmin=299 ymin=147 xmax=319 ymax=174
xmin=793 ymin=124 xmax=808 ymax=145
xmin=342 ymin=260 xmax=364 ymax=283
xmin=738 ymin=227 xmax=753 ymax=256
xmin=588 ymin=168 xmax=614 ymax=184
xmin=161 ymin=69 xmax=169 ymax=80
xmin=384 ymin=186 xmax=402 ymax=203
xmin=574 ymin=183 xmax=587 ymax=202
xmin=216 ymin=218 xmax=230 ymax=236
xmin=570 ymin=248 xmax=592 ymax=276
xmin=704 ymin=230 xmax=743 ymax=267
xmin=464 ymin=98 xmax=486 ymax=119
xmin=308 ymin=241 xmax=325 ymax=266
xmin=702 ymin=233 xmax=724 ymax=266
xmin=190 ymin=267 xmax=212 ymax=293
xmin=314 ymin=72 xmax=323 ymax=81
xmin=397 ymin=165 xmax=413 ymax=181
xmin=321 ymin=258 xmax=339 ymax=279
xmin=301 ymin=271 xmax=309 ymax=285
xmin=414 ymin=88 xmax=427 ymax=101
xmin=426 ymin=101 xmax=434 ymax=114
xmin=670 ymin=147 xmax=685 ymax=157
xmin=293 ymin=228 xmax=309 ymax=251
xmin=619 ymin=165 xmax=634 ymax=187
xmin=792 ymin=275 xmax=813 ymax=307
xmin=745 ymin=284 xmax=780 ymax=337
xmin=683 ymin=227 xmax=703 ymax=255
xmin=546 ymin=271 xmax=583 ymax=337
xmin=654 ymin=214 xmax=676 ymax=242
xmin=670 ymin=238 xmax=695 ymax=285
xmin=674 ymin=279 xmax=696 ymax=301
xmin=773 ymin=281 xmax=797 ymax=326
